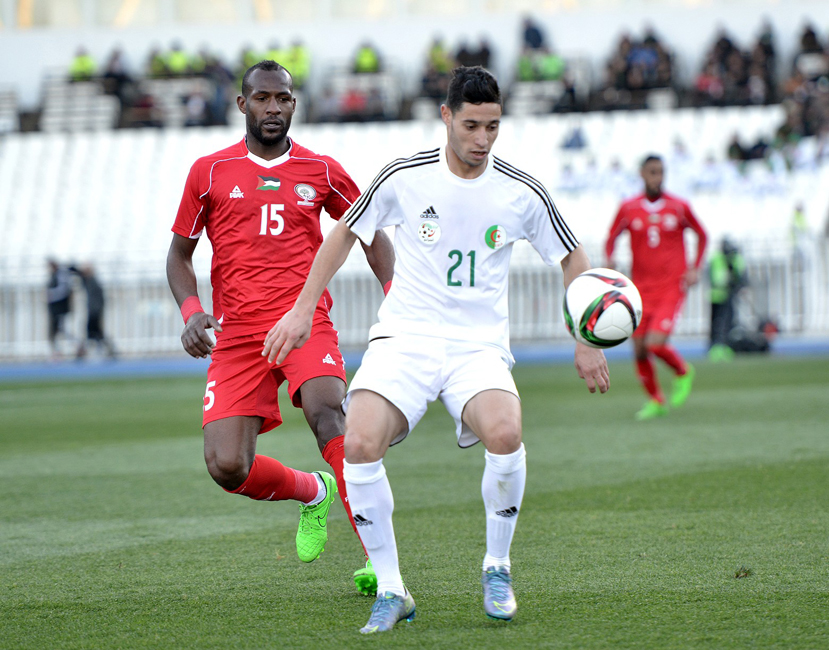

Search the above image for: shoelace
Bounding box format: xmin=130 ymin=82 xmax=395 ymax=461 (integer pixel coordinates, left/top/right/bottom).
xmin=369 ymin=594 xmax=400 ymax=621
xmin=486 ymin=570 xmax=512 ymax=600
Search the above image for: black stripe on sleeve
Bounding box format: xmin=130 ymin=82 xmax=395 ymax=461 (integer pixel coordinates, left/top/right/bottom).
xmin=493 ymin=157 xmax=579 ymax=251
xmin=345 ymin=149 xmax=440 ymax=228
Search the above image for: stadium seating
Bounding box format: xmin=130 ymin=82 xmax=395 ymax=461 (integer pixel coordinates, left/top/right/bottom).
xmin=1 ymin=103 xmax=825 ymax=286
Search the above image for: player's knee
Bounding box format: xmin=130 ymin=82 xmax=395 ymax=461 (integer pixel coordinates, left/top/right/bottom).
xmin=205 ymin=451 xmax=250 ymax=491
xmin=343 ymin=429 xmax=385 ymax=463
xmin=308 ymin=405 xmax=344 ymax=445
xmin=486 ymin=426 xmax=522 ymax=455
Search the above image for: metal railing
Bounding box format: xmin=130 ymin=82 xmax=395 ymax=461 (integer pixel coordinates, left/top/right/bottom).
xmin=2 ymin=238 xmax=827 ymax=362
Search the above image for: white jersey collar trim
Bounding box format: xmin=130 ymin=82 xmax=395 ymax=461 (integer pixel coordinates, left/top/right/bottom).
xmin=245 ymin=138 xmax=293 ymax=168
xmin=640 ymin=196 xmax=665 ymax=212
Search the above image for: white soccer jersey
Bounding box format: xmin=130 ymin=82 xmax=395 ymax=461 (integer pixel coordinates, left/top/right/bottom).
xmin=345 ymin=145 xmax=579 ymax=356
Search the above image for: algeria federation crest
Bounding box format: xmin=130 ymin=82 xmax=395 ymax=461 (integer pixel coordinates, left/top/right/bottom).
xmin=418 ymin=221 xmax=441 ymax=245
xmin=485 ymin=225 xmax=506 ymax=250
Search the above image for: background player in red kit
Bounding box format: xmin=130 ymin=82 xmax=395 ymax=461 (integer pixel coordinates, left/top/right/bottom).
xmin=605 ymin=155 xmax=707 ymax=420
xmin=166 ymin=61 xmax=394 ymax=590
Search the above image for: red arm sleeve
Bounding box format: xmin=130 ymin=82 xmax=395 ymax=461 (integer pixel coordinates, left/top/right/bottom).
xmin=322 ymin=157 xmax=361 ymax=221
xmin=172 ymin=161 xmax=208 ymax=238
xmin=605 ymin=204 xmax=628 ymax=262
xmin=681 ymin=200 xmax=707 ymax=268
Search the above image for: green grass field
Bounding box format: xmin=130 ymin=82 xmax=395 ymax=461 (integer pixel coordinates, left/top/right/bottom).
xmin=1 ymin=355 xmax=828 ymax=649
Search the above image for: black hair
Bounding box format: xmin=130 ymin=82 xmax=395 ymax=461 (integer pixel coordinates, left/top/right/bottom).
xmin=445 ymin=66 xmax=501 ymax=112
xmin=641 ymin=154 xmax=663 ymax=168
xmin=241 ymin=60 xmax=292 ymax=97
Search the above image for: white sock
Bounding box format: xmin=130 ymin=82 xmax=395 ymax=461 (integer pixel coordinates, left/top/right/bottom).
xmin=481 ymin=443 xmax=527 ymax=571
xmin=343 ymin=459 xmax=405 ymax=596
xmin=301 ymin=473 xmax=327 ymax=506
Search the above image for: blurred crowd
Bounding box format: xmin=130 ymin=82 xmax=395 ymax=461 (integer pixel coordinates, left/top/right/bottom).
xmin=59 ymin=16 xmax=829 ymax=142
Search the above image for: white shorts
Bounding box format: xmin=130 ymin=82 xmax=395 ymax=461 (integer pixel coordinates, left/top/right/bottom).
xmin=344 ymin=335 xmax=519 ymax=448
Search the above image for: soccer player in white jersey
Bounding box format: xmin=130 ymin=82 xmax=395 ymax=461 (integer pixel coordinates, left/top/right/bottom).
xmin=264 ymin=66 xmax=609 ymax=633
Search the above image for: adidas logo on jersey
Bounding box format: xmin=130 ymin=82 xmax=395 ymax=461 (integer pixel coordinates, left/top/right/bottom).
xmin=229 ymin=185 xmax=244 ymax=198
xmin=353 ymin=514 xmax=373 ymax=526
xmin=322 ymin=353 xmax=336 ymax=366
xmin=420 ymin=205 xmax=439 ymax=219
xmin=495 ymin=506 xmax=519 ymax=518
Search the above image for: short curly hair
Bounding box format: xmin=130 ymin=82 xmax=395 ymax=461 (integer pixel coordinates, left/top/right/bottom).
xmin=445 ymin=66 xmax=501 ymax=112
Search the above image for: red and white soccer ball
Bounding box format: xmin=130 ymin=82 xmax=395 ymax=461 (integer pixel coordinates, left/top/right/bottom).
xmin=563 ymin=268 xmax=643 ymax=348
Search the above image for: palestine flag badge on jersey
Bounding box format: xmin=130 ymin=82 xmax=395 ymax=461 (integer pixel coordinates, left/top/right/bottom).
xmin=257 ymin=176 xmax=281 ymax=191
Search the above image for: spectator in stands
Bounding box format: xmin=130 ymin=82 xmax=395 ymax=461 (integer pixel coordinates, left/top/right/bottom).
xmin=521 ymin=15 xmax=546 ymax=51
xmin=421 ymin=61 xmax=451 ymax=100
xmin=340 ymin=87 xmax=368 ymax=121
xmin=420 ymin=36 xmax=455 ymax=102
xmin=428 ymin=36 xmax=455 ymax=76
xmin=799 ymin=23 xmax=824 ymax=54
xmin=265 ymin=41 xmax=286 ymax=66
xmin=165 ymin=42 xmax=191 ymax=76
xmin=201 ymin=51 xmax=235 ymax=126
xmin=71 ymin=264 xmax=116 ymax=360
xmin=516 ymin=47 xmax=537 ymax=82
xmin=69 ymin=46 xmax=96 ymax=82
xmin=537 ymin=47 xmax=565 ymax=81
xmin=695 ymin=59 xmax=725 ymax=105
xmin=353 ymin=41 xmax=382 ymax=74
xmin=600 ymin=29 xmax=674 ymax=108
xmin=235 ymin=45 xmax=261 ymax=85
xmin=146 ymin=46 xmax=168 ymax=78
xmin=285 ymin=40 xmax=311 ymax=89
xmin=46 ymin=258 xmax=73 ymax=359
xmin=455 ymin=37 xmax=491 ymax=69
xmin=102 ymin=47 xmax=133 ymax=104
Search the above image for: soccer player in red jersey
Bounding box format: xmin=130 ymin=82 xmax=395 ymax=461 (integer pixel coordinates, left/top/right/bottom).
xmin=605 ymin=155 xmax=707 ymax=420
xmin=166 ymin=61 xmax=394 ymax=589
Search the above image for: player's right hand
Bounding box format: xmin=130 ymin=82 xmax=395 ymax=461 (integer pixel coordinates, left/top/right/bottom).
xmin=181 ymin=312 xmax=222 ymax=358
xmin=263 ymin=307 xmax=313 ymax=365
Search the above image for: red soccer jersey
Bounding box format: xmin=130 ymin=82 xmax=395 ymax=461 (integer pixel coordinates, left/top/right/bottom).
xmin=605 ymin=192 xmax=707 ymax=295
xmin=172 ymin=138 xmax=359 ymax=339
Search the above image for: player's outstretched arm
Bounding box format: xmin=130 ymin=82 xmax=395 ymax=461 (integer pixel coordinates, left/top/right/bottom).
xmin=263 ymin=220 xmax=358 ymax=365
xmin=166 ymin=234 xmax=222 ymax=358
xmin=561 ymin=245 xmax=610 ymax=394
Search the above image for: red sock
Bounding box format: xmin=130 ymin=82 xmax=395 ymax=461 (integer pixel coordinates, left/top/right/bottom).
xmin=636 ymin=357 xmax=664 ymax=403
xmin=227 ymin=455 xmax=318 ymax=503
xmin=649 ymin=344 xmax=687 ymax=375
xmin=322 ymin=436 xmax=368 ymax=558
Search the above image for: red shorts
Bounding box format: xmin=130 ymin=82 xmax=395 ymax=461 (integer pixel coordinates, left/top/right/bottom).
xmin=202 ymin=318 xmax=346 ymax=434
xmin=633 ymin=288 xmax=686 ymax=338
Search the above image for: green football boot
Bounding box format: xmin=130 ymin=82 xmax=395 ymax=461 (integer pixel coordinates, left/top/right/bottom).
xmin=359 ymin=590 xmax=416 ymax=634
xmin=354 ymin=559 xmax=378 ymax=596
xmin=670 ymin=364 xmax=695 ymax=409
xmin=296 ymin=471 xmax=337 ymax=563
xmin=635 ymin=399 xmax=668 ymax=421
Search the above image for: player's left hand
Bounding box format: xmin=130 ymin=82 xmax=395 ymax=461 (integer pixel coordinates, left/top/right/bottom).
xmin=262 ymin=307 xmax=313 ymax=365
xmin=682 ymin=267 xmax=700 ymax=290
xmin=574 ymin=343 xmax=610 ymax=394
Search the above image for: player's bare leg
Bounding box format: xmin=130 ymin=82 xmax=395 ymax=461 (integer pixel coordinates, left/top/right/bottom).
xmin=342 ymin=390 xmax=414 ymax=632
xmin=298 ymin=376 xmax=375 ymax=590
xmin=203 ymin=416 xmax=336 ymax=561
xmin=463 ymin=389 xmax=524 ymax=621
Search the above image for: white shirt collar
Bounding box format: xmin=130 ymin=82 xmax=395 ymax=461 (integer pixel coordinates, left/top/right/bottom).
xmin=245 ymin=137 xmax=293 ymax=168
